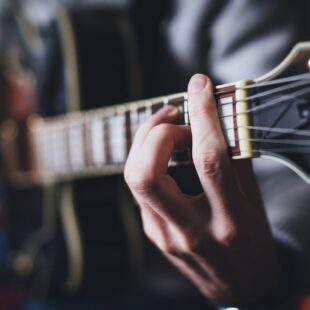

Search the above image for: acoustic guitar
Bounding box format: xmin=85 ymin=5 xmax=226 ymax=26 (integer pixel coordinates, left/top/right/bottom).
xmin=5 ymin=42 xmax=310 ymax=183
xmin=0 ymin=6 xmax=148 ymax=299
xmin=0 ymin=3 xmax=309 ymax=302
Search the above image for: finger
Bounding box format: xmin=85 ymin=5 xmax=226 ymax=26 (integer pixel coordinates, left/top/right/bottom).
xmin=125 ymin=123 xmax=198 ymax=227
xmin=187 ymin=74 xmax=237 ymax=214
xmin=132 ymin=105 xmax=179 ymax=147
xmin=142 ymin=124 xmax=191 ymax=175
xmin=126 ymin=124 xmax=191 ymax=188
xmin=126 ymin=123 xmax=191 ymax=203
xmin=126 ymin=106 xmax=179 ymax=187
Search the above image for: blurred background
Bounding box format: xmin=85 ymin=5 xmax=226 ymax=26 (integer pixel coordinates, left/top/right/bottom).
xmin=0 ymin=1 xmax=309 ymax=310
xmin=0 ymin=1 xmax=212 ymax=309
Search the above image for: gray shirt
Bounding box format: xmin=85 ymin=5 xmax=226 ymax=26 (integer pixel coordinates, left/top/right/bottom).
xmin=10 ymin=0 xmax=310 ymax=306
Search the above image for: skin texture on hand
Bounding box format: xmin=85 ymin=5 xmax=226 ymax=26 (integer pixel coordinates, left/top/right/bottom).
xmin=124 ymin=74 xmax=279 ymax=307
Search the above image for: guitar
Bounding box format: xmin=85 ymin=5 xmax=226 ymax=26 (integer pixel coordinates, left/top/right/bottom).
xmin=0 ymin=3 xmax=309 ymax=302
xmin=0 ymin=6 xmax=147 ymax=298
xmin=4 ymin=42 xmax=310 ymax=184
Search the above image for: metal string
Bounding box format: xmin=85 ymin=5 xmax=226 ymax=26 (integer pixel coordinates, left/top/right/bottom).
xmin=216 ymin=77 xmax=310 ymax=107
xmin=213 ymin=72 xmax=310 ymax=96
xmin=228 ymin=137 xmax=310 ymax=146
xmin=218 ymin=84 xmax=310 ymax=119
xmin=36 ymin=72 xmax=310 ymax=173
xmin=224 ymin=126 xmax=310 ymax=137
xmin=251 ymin=148 xmax=310 ymax=154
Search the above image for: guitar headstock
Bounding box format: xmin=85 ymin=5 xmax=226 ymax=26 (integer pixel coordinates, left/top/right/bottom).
xmin=256 ymin=42 xmax=310 ymax=82
xmin=250 ymin=42 xmax=310 ymax=183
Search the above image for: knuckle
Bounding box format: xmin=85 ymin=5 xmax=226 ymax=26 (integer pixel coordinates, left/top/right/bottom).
xmin=182 ymin=237 xmax=204 ymax=255
xmin=193 ymin=150 xmax=224 ymax=177
xmin=157 ymin=241 xmax=177 ymax=256
xmin=214 ymin=226 xmax=240 ymax=247
xmin=180 ymin=231 xmax=212 ymax=255
xmin=150 ymin=123 xmax=173 ymax=138
xmin=124 ymin=169 xmax=155 ymax=194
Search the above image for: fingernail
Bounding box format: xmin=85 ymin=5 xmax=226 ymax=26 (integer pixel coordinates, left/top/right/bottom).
xmin=188 ymin=74 xmax=208 ymax=94
xmin=158 ymin=105 xmax=178 ymax=116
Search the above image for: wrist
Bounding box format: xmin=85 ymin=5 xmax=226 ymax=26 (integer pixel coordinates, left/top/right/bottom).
xmin=218 ymin=232 xmax=305 ymax=310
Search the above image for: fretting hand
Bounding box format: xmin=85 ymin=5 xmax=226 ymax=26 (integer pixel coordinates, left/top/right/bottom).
xmin=124 ymin=74 xmax=279 ymax=306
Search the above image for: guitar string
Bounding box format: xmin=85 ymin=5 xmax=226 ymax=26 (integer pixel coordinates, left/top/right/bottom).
xmin=40 ymin=75 xmax=310 ymax=141
xmin=38 ymin=142 xmax=310 ymax=172
xmin=174 ymin=79 xmax=310 ymax=115
xmin=251 ymin=148 xmax=310 ymax=154
xmin=38 ymin=131 xmax=310 ymax=172
xmin=41 ymin=136 xmax=310 ymax=162
xmin=40 ymin=111 xmax=310 ymax=150
xmin=41 ymin=102 xmax=310 ymax=146
xmin=38 ymin=124 xmax=130 ymax=169
xmin=216 ymin=77 xmax=310 ymax=107
xmin=213 ymin=72 xmax=310 ymax=96
xmin=41 ymin=73 xmax=310 ymax=128
xmin=218 ymin=84 xmax=310 ymax=119
xmin=223 ymin=126 xmax=310 ymax=137
xmin=227 ymin=137 xmax=310 ymax=146
xmin=38 ymin=132 xmax=310 ymax=172
xmin=80 ymin=78 xmax=310 ymax=121
xmin=39 ymin=125 xmax=310 ymax=172
xmin=38 ymin=76 xmax=310 ymax=171
xmin=40 ymin=103 xmax=310 ymax=157
xmin=40 ymin=121 xmax=310 ymax=149
xmin=247 ymin=85 xmax=310 ymax=113
xmin=40 ymin=88 xmax=309 ymax=145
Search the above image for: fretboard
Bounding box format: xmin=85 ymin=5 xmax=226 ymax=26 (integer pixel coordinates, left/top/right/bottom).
xmin=30 ymin=82 xmax=254 ymax=181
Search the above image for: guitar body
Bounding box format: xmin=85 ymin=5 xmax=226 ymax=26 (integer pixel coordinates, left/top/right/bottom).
xmin=58 ymin=8 xmax=144 ymax=295
xmin=1 ymin=6 xmax=144 ymax=298
xmin=1 ymin=7 xmax=209 ymax=309
xmin=0 ymin=2 xmax=309 ymax=308
xmin=252 ymin=42 xmax=310 ymax=183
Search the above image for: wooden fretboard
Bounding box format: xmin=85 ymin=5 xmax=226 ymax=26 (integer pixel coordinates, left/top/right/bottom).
xmin=30 ymin=83 xmax=249 ymax=181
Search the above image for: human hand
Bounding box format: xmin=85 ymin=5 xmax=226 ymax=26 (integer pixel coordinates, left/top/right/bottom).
xmin=124 ymin=74 xmax=279 ymax=307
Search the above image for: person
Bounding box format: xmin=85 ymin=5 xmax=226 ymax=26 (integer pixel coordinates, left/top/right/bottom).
xmin=1 ymin=0 xmax=310 ymax=309
xmin=124 ymin=0 xmax=310 ymax=309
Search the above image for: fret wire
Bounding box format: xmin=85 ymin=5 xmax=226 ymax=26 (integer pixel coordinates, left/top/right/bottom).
xmin=39 ymin=111 xmax=186 ymax=158
xmin=146 ymin=100 xmax=152 ymax=118
xmin=34 ymin=93 xmax=198 ymax=174
xmin=90 ymin=116 xmax=106 ymax=166
xmin=34 ymin=75 xmax=310 ymax=176
xmin=36 ymin=73 xmax=310 ymax=162
xmin=130 ymin=103 xmax=138 ymax=141
xmin=39 ymin=128 xmax=203 ymax=171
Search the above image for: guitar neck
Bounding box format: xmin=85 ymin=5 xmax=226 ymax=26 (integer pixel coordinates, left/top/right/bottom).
xmin=28 ymin=81 xmax=254 ymax=181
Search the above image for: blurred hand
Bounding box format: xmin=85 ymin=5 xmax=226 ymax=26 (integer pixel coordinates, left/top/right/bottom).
xmin=124 ymin=74 xmax=279 ymax=306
